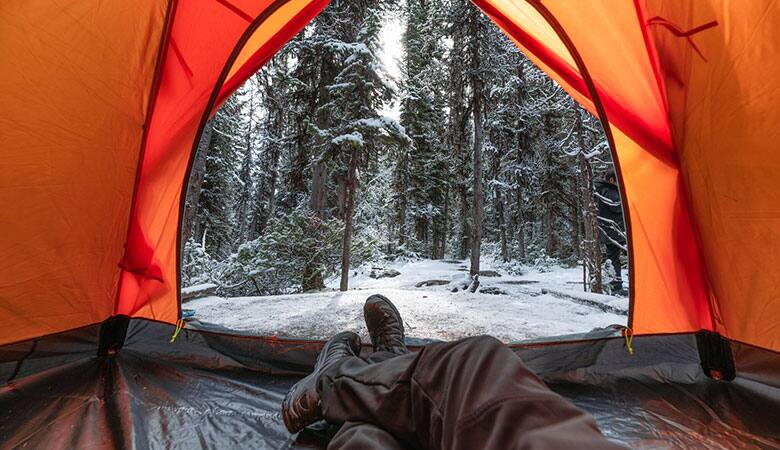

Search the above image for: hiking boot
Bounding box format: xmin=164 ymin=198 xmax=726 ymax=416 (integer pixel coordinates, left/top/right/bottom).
xmin=281 ymin=331 xmax=361 ymax=433
xmin=609 ymin=280 xmax=628 ymax=297
xmin=363 ymin=294 xmax=408 ymax=355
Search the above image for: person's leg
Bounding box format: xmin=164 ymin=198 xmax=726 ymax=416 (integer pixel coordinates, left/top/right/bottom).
xmin=325 ymin=296 xmax=412 ymax=449
xmin=319 ymin=336 xmax=624 ymax=450
xmin=605 ymin=242 xmax=623 ymax=289
xmin=365 ymin=350 xmax=399 ymax=364
xmin=327 ymin=421 xmax=408 ymax=450
xmin=283 ymin=295 xmax=410 ymax=434
xmin=282 ymin=332 xmax=362 ymax=433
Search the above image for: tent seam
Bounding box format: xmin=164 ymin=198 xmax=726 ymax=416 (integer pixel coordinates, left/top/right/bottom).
xmin=113 ymin=0 xmax=179 ymax=317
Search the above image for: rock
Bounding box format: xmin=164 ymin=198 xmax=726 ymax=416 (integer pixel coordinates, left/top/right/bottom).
xmin=479 ymin=286 xmax=507 ymax=295
xmin=415 ymin=279 xmax=450 ymax=287
xmin=478 ymin=270 xmax=502 ymax=278
xmin=441 ymin=259 xmax=463 ymax=264
xmin=370 ymin=268 xmax=401 ymax=279
xmin=501 ymin=280 xmax=539 ymax=285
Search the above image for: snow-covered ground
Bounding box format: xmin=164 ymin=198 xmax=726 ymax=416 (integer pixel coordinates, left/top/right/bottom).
xmin=186 ymin=259 xmax=627 ymax=343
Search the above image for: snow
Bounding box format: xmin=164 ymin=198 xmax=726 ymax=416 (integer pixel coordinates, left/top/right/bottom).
xmin=540 ymin=288 xmax=628 ymax=315
xmin=328 ymin=82 xmax=353 ymax=91
xmin=181 ymin=283 xmax=217 ymax=296
xmin=353 ymin=117 xmax=393 ymax=128
xmin=186 ymin=259 xmax=627 ymax=343
xmin=326 ymin=41 xmax=371 ymax=55
xmin=332 ymin=132 xmax=364 ymax=146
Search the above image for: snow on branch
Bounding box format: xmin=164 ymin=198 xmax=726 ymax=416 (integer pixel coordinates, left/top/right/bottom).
xmin=332 ymin=132 xmax=365 ymax=147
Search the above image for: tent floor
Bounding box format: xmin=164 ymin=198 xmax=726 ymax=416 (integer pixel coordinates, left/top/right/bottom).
xmin=2 ymin=320 xmax=779 ymax=449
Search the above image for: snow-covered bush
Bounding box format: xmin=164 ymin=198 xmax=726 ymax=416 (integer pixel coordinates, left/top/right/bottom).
xmin=181 ymin=239 xmax=220 ymax=287
xmin=493 ymin=258 xmax=527 ymax=276
xmin=215 ymin=208 xmax=376 ymax=296
xmin=530 ymin=249 xmax=558 ymax=273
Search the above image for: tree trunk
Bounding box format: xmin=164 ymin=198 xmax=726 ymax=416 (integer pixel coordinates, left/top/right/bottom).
xmin=431 ymin=212 xmax=445 ymax=260
xmin=440 ymin=185 xmax=451 ymax=259
xmin=573 ymin=200 xmax=582 ymax=260
xmin=496 ymin=189 xmax=509 ymax=262
xmin=459 ymin=182 xmax=470 ymax=260
xmin=394 ymin=150 xmax=408 ymax=247
xmin=235 ymin=115 xmax=253 ymax=243
xmin=339 ymin=148 xmax=359 ymax=291
xmin=254 ymin=82 xmax=282 ymax=238
xmin=337 ymin=175 xmax=347 ymax=220
xmin=576 ymin=110 xmax=603 ymax=293
xmin=415 ymin=217 xmax=427 ymax=244
xmin=469 ymin=34 xmax=484 ymax=277
xmin=254 ymin=146 xmax=281 ymax=238
xmin=449 ymin=3 xmax=470 ymax=261
xmin=517 ymin=214 xmax=526 ymax=260
xmin=583 ymin=154 xmax=603 ymax=294
xmin=303 ymin=160 xmax=327 ymax=291
xmin=182 ymin=119 xmax=214 ymax=245
xmin=513 ymin=62 xmax=527 ymax=261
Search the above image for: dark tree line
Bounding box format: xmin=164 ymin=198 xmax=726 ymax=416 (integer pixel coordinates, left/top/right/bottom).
xmin=182 ymin=0 xmax=618 ymax=296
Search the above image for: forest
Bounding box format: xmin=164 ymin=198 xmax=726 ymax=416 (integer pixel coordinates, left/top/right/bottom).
xmin=181 ymin=0 xmax=624 ymax=298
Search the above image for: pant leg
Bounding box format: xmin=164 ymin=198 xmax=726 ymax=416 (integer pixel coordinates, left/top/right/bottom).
xmin=319 ymin=336 xmax=625 ymax=450
xmin=366 ymin=349 xmax=399 ymax=364
xmin=606 ymin=242 xmax=622 ymax=283
xmin=324 ymin=350 xmax=410 ymax=448
xmin=327 ymin=421 xmax=409 ymax=450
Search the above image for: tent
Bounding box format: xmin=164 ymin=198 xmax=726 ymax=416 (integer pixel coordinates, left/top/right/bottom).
xmin=1 ymin=0 xmax=779 ymax=447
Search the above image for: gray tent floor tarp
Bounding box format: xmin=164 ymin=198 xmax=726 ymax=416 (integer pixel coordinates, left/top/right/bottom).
xmin=2 ymin=319 xmax=780 ymax=449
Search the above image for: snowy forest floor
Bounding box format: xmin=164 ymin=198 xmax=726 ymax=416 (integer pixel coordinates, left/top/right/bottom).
xmin=186 ymin=259 xmax=628 ymax=343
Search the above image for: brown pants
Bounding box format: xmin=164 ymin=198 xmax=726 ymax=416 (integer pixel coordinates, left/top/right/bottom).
xmin=320 ymin=336 xmax=624 ymax=450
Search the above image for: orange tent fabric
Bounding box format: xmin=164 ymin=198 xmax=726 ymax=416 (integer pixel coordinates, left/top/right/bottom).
xmin=114 ymin=0 xmax=330 ymax=322
xmin=0 ymin=0 xmax=328 ymax=344
xmin=643 ymin=1 xmax=780 ymax=351
xmin=476 ymin=0 xmax=780 ymax=351
xmin=0 ymin=0 xmax=168 ymax=344
xmin=1 ymin=0 xmax=779 ymax=353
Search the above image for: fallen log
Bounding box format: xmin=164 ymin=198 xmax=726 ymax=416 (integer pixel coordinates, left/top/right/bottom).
xmin=181 ymin=283 xmax=218 ymax=303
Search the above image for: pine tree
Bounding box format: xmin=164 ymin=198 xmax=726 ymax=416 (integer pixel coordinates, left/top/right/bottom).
xmin=195 ymin=92 xmax=244 ymax=259
xmin=448 ymin=0 xmax=472 ymax=260
xmin=314 ymin=1 xmax=405 ymax=290
xmin=399 ymin=0 xmax=449 ymax=259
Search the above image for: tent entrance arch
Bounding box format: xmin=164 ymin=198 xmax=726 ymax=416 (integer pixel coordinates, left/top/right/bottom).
xmin=179 ymin=0 xmax=628 ymax=342
xmin=166 ymin=0 xmax=707 ymax=341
